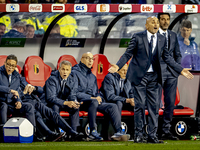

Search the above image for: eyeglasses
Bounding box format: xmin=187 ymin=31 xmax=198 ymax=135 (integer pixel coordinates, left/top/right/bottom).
xmin=6 ymin=63 xmax=16 ymax=69
xmin=83 ymin=56 xmax=95 ymax=61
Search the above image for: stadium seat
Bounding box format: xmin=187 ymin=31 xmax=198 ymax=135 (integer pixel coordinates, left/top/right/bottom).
xmin=159 ymin=87 xmax=194 ymax=116
xmin=60 ymin=111 xmax=83 ymax=117
xmin=91 ymin=54 xmax=111 ymax=89
xmin=57 ymin=55 xmax=78 ymax=70
xmin=24 ymin=56 xmax=52 ymax=87
xmin=121 ymin=110 xmax=149 ymax=116
xmin=81 ymin=111 xmax=104 ymax=117
xmin=0 ymin=55 xmax=22 ymax=74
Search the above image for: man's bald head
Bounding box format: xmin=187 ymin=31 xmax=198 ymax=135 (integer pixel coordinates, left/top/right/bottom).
xmin=81 ymin=52 xmax=94 ymax=69
xmin=145 ymin=16 xmax=159 ymax=34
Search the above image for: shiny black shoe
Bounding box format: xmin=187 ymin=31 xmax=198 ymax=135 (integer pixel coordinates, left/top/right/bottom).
xmin=134 ymin=136 xmax=145 ymax=143
xmin=161 ymin=132 xmax=179 ymax=140
xmin=70 ymin=132 xmax=85 ymax=141
xmin=47 ymin=132 xmax=66 ymax=142
xmin=147 ymin=137 xmax=164 ymax=144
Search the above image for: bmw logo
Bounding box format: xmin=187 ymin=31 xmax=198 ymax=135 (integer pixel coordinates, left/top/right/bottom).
xmin=121 ymin=122 xmax=128 ymax=134
xmin=175 ymin=121 xmax=187 ymax=136
xmin=85 ymin=123 xmax=97 ymax=136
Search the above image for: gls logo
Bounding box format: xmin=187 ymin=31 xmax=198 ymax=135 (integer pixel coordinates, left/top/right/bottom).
xmin=74 ymin=4 xmax=87 ymax=12
xmin=6 ymin=4 xmax=19 ymax=12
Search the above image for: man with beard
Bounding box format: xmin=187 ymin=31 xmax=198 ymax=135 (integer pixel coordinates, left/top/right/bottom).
xmin=157 ymin=13 xmax=181 ymax=140
xmin=0 ymin=23 xmax=6 ymax=37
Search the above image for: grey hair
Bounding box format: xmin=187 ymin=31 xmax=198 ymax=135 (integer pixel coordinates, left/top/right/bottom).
xmin=12 ymin=21 xmax=26 ymax=28
xmin=59 ymin=60 xmax=72 ymax=68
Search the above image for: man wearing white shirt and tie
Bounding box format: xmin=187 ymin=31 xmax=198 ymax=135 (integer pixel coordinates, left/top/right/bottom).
xmin=108 ymin=16 xmax=193 ymax=143
xmin=157 ymin=13 xmax=182 ymax=140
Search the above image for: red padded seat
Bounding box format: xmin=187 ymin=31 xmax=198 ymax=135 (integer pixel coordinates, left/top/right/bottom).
xmin=24 ymin=56 xmax=52 ymax=87
xmin=159 ymin=87 xmax=194 ymax=116
xmin=57 ymin=55 xmax=77 ymax=70
xmin=60 ymin=111 xmax=83 ymax=117
xmin=80 ymin=111 xmax=104 ymax=117
xmin=91 ymin=54 xmax=111 ymax=89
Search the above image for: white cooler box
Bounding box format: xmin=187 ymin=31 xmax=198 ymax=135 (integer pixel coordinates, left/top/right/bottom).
xmin=3 ymin=117 xmax=33 ymax=143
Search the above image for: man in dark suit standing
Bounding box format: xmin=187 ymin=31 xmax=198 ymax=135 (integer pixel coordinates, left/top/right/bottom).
xmin=109 ymin=16 xmax=193 ymax=143
xmin=157 ymin=13 xmax=181 ymax=140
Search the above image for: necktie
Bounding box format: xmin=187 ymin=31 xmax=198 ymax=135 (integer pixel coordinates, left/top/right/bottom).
xmin=163 ymin=32 xmax=166 ymax=37
xmin=163 ymin=32 xmax=168 ymax=49
xmin=61 ymin=80 xmax=66 ymax=92
xmin=149 ymin=35 xmax=154 ymax=58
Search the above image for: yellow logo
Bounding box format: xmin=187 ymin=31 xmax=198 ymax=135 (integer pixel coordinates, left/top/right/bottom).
xmin=98 ymin=62 xmax=103 ymax=74
xmin=33 ymin=63 xmax=39 ymax=74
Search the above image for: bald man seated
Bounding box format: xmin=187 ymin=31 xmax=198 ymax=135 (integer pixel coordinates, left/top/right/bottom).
xmin=72 ymin=52 xmax=130 ymax=141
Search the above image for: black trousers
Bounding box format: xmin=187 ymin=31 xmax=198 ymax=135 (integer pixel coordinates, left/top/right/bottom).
xmin=80 ymin=99 xmax=121 ymax=133
xmin=159 ymin=69 xmax=177 ymax=134
xmin=133 ymin=72 xmax=159 ymax=138
xmin=0 ymin=101 xmax=36 ymax=127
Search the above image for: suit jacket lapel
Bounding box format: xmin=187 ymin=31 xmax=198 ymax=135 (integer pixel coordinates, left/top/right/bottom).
xmin=157 ymin=33 xmax=162 ymax=57
xmin=116 ymin=78 xmax=120 ymax=95
xmin=124 ymin=82 xmax=129 ymax=98
xmin=168 ymin=30 xmax=172 ymax=51
xmin=143 ymin=30 xmax=149 ymax=57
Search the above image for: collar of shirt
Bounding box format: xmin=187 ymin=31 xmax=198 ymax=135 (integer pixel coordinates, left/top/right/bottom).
xmin=8 ymin=73 xmax=12 ymax=78
xmin=159 ymin=28 xmax=168 ymax=37
xmin=147 ymin=30 xmax=157 ymax=51
xmin=147 ymin=30 xmax=157 ymax=43
xmin=119 ymin=78 xmax=125 ymax=88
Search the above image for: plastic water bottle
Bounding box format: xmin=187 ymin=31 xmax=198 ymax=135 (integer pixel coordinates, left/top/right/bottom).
xmin=190 ymin=135 xmax=200 ymax=140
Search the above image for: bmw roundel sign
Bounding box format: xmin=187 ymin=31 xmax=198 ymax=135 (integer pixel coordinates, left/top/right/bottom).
xmin=121 ymin=122 xmax=128 ymax=134
xmin=175 ymin=121 xmax=187 ymax=136
xmin=85 ymin=123 xmax=97 ymax=136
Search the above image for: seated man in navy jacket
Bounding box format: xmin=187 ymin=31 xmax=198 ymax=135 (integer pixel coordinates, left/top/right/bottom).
xmin=100 ymin=63 xmax=135 ymax=115
xmin=72 ymin=52 xmax=130 ymax=141
xmin=18 ymin=75 xmax=83 ymax=141
xmin=0 ymin=54 xmax=35 ymax=140
xmin=45 ymin=61 xmax=80 ymax=132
